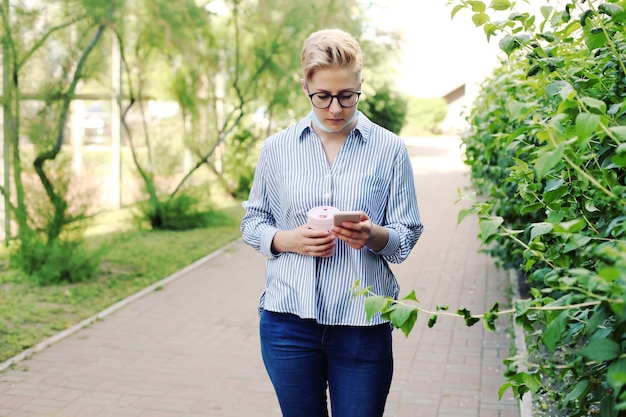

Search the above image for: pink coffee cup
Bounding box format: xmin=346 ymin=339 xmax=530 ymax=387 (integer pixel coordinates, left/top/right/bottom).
xmin=307 ymin=206 xmax=339 ymax=230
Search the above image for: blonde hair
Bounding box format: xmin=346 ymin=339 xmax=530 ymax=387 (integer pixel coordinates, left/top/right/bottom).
xmin=301 ymin=29 xmax=363 ymax=82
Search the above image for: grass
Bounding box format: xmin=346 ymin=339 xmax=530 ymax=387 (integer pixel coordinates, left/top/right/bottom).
xmin=0 ymin=204 xmax=245 ymax=364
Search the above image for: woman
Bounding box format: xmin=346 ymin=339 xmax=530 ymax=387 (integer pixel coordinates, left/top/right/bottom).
xmin=240 ymin=28 xmax=424 ymax=417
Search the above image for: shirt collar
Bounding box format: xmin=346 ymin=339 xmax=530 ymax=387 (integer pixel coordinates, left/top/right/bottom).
xmin=297 ymin=111 xmax=372 ymax=143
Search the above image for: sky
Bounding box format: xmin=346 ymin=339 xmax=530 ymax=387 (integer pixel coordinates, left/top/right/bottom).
xmin=371 ymin=1 xmax=502 ymax=98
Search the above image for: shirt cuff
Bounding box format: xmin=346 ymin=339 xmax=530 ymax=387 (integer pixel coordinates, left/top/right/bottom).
xmin=369 ymin=227 xmax=400 ymax=257
xmin=260 ymin=227 xmax=280 ymax=258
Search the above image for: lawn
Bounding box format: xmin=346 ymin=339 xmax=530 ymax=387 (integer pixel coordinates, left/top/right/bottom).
xmin=0 ymin=204 xmax=244 ymax=364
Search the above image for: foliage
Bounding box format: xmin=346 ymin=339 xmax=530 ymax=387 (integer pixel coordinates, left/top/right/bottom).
xmin=400 ymin=97 xmax=448 ymax=136
xmin=219 ymin=128 xmax=257 ymax=200
xmin=9 ymin=234 xmax=100 ymax=286
xmin=361 ymin=1 xmax=626 ymax=416
xmin=135 ymin=187 xmax=239 ymax=231
xmin=359 ymin=83 xmax=408 ymax=134
xmin=115 ymin=0 xmax=398 ymax=228
xmin=452 ymin=1 xmax=626 ymax=415
xmin=1 ymin=0 xmax=116 ymax=282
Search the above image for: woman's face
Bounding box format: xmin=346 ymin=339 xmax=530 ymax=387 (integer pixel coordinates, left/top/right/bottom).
xmin=303 ymin=68 xmax=362 ymax=134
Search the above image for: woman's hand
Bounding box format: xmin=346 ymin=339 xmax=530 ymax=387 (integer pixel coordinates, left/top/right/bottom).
xmin=272 ymin=225 xmax=336 ymax=257
xmin=330 ymin=212 xmax=388 ymax=252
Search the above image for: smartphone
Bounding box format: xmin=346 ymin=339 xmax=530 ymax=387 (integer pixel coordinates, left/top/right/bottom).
xmin=333 ymin=211 xmax=361 ymax=226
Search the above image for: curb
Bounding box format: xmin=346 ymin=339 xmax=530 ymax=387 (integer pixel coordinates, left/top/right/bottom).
xmin=509 ymin=269 xmax=533 ymax=417
xmin=0 ymin=239 xmax=241 ymax=374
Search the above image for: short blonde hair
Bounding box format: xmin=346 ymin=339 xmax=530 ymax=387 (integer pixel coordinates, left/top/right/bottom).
xmin=301 ymin=29 xmax=363 ymax=82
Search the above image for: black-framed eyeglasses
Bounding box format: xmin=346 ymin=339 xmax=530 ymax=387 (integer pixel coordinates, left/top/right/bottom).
xmin=305 ymin=84 xmax=362 ymax=109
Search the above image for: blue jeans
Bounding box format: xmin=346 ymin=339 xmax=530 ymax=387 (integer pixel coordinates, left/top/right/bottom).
xmin=259 ymin=310 xmax=393 ymax=417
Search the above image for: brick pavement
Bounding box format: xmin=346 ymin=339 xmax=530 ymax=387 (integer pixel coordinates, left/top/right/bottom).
xmin=0 ymin=136 xmax=521 ymax=417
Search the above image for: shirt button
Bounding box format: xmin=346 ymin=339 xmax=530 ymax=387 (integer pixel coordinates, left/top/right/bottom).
xmin=323 ymin=192 xmax=331 ymax=199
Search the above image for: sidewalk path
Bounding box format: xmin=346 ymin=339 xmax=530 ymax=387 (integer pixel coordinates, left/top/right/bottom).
xmin=0 ymin=136 xmax=520 ymax=417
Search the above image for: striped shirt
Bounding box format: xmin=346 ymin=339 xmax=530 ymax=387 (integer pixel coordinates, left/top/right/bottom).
xmin=241 ymin=113 xmax=424 ymax=326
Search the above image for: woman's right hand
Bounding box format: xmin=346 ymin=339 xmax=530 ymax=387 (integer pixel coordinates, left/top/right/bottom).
xmin=271 ymin=225 xmax=336 ymax=257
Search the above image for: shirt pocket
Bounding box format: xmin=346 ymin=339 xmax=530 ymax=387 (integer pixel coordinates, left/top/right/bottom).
xmin=337 ymin=172 xmax=389 ymax=219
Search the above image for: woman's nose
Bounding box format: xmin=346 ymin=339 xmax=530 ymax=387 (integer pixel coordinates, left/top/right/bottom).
xmin=328 ymin=97 xmax=342 ymax=113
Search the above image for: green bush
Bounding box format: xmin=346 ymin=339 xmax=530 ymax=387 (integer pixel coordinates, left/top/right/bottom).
xmin=138 ymin=193 xmax=206 ymax=231
xmin=360 ymin=84 xmax=408 ymax=134
xmin=452 ymin=0 xmax=626 ymax=415
xmin=137 ymin=190 xmax=239 ymax=231
xmin=10 ymin=236 xmax=100 ymax=285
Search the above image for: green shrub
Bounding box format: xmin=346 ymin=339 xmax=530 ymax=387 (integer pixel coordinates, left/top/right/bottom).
xmin=10 ymin=236 xmax=100 ymax=285
xmin=360 ymin=84 xmax=408 ymax=134
xmin=138 ymin=193 xmax=205 ymax=230
xmin=137 ymin=190 xmax=239 ymax=231
xmin=451 ymin=0 xmax=626 ymax=415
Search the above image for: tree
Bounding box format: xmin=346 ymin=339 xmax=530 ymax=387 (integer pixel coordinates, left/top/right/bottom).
xmin=1 ymin=0 xmax=116 ymax=283
xmin=117 ymin=0 xmax=401 ymax=229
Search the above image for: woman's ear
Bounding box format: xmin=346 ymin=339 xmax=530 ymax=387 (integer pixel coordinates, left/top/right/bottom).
xmin=300 ymin=79 xmax=308 ymax=93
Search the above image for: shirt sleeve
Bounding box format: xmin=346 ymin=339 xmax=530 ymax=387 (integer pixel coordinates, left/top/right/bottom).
xmin=371 ymin=144 xmax=424 ymax=263
xmin=240 ymin=143 xmax=280 ymax=258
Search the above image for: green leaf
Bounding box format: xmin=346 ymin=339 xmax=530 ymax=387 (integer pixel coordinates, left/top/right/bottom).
xmin=580 ymin=338 xmax=620 ymax=361
xmin=607 ymin=359 xmax=626 ymax=391
xmin=364 ymin=296 xmax=389 ymax=322
xmin=479 ymin=216 xmax=504 ymax=240
xmin=576 ymin=112 xmax=601 ymax=144
xmin=612 ymin=153 xmax=626 ymax=168
xmin=555 ymin=218 xmax=586 ymax=233
xmin=515 ymin=299 xmax=532 ymax=315
xmin=581 ymin=9 xmax=596 ymax=27
xmin=499 ymin=35 xmax=520 ymax=55
xmin=468 ymin=1 xmax=487 ymax=12
xmin=427 ymin=314 xmax=438 ymax=328
xmin=585 ymin=29 xmax=608 ymax=50
xmin=564 ymin=234 xmax=591 ymax=253
xmin=483 ymin=310 xmax=498 ymax=331
xmin=530 ymin=222 xmax=553 ymax=241
xmin=483 ymin=23 xmax=499 ymax=41
xmin=521 ymin=203 xmax=544 ymax=214
xmin=540 ymin=5 xmax=553 ymax=20
xmin=506 ymin=100 xmax=532 ymax=120
xmin=498 ymin=381 xmax=512 ymax=400
xmin=457 ymin=308 xmax=480 ymax=327
xmin=399 ymin=309 xmax=418 ymax=337
xmin=472 ymin=12 xmax=490 ymax=26
xmin=535 ymin=146 xmax=564 ymax=179
xmin=609 ymin=126 xmax=626 ymax=142
xmin=599 ymin=267 xmax=621 ymax=282
xmin=402 ymin=290 xmax=419 ymax=302
xmin=580 ymin=96 xmax=607 ymax=113
xmin=584 ymin=200 xmax=599 ymax=212
xmin=542 ymin=311 xmax=567 ymax=352
xmin=451 ymin=4 xmax=464 ymax=19
xmin=563 ymin=380 xmax=589 ymax=405
xmin=546 ymin=81 xmax=574 ymax=99
xmin=390 ymin=304 xmax=416 ymax=327
xmin=458 ymin=207 xmax=475 ymax=224
xmin=598 ymin=3 xmax=623 ymax=17
xmin=490 ymin=0 xmax=510 ymax=11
